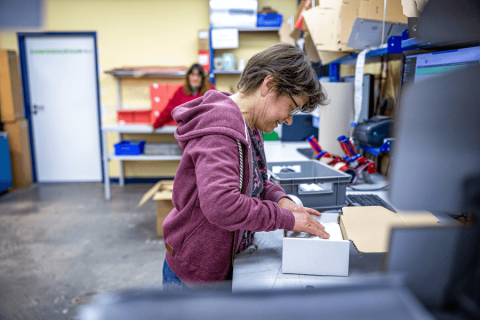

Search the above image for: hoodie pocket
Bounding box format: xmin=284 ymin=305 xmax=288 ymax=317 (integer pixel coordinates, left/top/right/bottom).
xmin=178 ymin=220 xmax=233 ymax=274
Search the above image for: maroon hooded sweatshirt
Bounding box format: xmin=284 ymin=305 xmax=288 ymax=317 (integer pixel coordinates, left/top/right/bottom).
xmin=163 ymin=90 xmax=295 ymax=284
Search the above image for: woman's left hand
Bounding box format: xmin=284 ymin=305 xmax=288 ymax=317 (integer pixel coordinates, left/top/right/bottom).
xmin=278 ymin=197 xmax=322 ymax=217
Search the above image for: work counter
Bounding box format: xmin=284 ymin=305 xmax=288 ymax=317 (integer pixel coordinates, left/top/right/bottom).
xmin=235 ymin=141 xmax=460 ymax=292
xmin=232 ymin=210 xmax=459 ymax=292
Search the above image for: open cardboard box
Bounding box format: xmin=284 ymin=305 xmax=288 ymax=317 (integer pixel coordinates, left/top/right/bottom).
xmin=282 ymin=206 xmax=441 ymax=277
xmin=138 ymin=180 xmax=174 ymax=237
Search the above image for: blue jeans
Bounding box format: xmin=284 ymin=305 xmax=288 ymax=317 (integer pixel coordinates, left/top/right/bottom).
xmin=162 ymin=259 xmax=192 ymax=292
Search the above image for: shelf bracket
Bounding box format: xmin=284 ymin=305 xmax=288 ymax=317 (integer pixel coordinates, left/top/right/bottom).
xmin=329 ymin=63 xmax=340 ymax=82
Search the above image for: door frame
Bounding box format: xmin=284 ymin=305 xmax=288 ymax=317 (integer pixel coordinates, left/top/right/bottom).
xmin=17 ymin=32 xmax=104 ymax=183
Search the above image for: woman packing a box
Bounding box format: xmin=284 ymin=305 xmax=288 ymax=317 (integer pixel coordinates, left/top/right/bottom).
xmin=152 ymin=63 xmax=216 ymax=129
xmin=162 ymin=43 xmax=329 ymax=291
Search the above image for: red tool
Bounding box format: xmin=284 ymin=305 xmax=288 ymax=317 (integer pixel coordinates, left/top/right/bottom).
xmin=335 ymin=135 xmax=376 ymax=185
xmin=307 ymin=135 xmax=343 ymax=166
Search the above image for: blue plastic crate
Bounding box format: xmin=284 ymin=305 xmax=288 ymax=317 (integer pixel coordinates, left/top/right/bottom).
xmin=114 ymin=140 xmax=145 ymax=155
xmin=257 ymin=14 xmax=282 ymax=27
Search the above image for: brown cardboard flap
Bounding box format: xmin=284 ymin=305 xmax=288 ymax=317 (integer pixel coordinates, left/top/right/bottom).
xmin=153 ymin=190 xmax=173 ymax=201
xmin=341 ymin=206 xmax=441 ymax=253
xmin=304 ymin=5 xmax=342 ymax=51
xmin=317 ymin=50 xmax=352 ymax=65
xmin=342 ymin=206 xmax=406 ymax=253
xmin=279 ymin=21 xmax=296 ymax=44
xmin=138 ymin=181 xmax=163 ymax=207
xmin=138 ymin=180 xmax=174 ymax=207
xmin=289 ymin=28 xmax=301 ymax=41
xmin=304 ymin=33 xmax=321 ymax=63
xmin=163 ymin=183 xmax=174 ymax=192
xmin=397 ymin=210 xmax=440 ymax=226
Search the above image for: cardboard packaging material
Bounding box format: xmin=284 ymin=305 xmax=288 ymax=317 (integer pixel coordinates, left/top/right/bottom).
xmin=304 ymin=34 xmax=321 ymax=63
xmin=303 ymin=0 xmax=407 ymax=53
xmin=303 ymin=2 xmax=343 ymax=52
xmin=317 ymin=50 xmax=351 ymax=65
xmin=283 ymin=213 xmax=350 ymax=277
xmin=198 ymin=30 xmax=209 ymax=52
xmin=0 ymin=50 xmax=25 ymax=123
xmin=3 ymin=119 xmax=33 ymax=189
xmin=278 ymin=20 xmax=296 ymax=45
xmin=359 ymin=0 xmax=407 ymax=22
xmin=282 ymin=207 xmax=441 ymax=277
xmin=138 ymin=180 xmax=174 ymax=237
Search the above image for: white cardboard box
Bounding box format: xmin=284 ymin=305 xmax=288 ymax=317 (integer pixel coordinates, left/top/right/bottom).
xmin=282 ymin=207 xmax=441 ymax=277
xmin=283 ymin=213 xmax=350 ymax=277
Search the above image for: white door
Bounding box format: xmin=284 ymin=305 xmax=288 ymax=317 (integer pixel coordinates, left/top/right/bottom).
xmin=24 ymin=35 xmax=102 ymax=182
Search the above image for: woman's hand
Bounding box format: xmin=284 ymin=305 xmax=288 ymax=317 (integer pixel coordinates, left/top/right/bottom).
xmin=278 ymin=198 xmax=330 ymax=239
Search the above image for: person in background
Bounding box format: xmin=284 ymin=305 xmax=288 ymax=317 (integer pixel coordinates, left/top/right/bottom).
xmin=162 ymin=43 xmax=329 ymax=292
xmin=153 ymin=63 xmax=216 ymax=129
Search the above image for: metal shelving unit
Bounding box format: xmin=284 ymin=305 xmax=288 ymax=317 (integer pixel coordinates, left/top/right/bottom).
xmin=101 ymin=123 xmax=179 ymax=200
xmin=208 ymin=26 xmax=281 ymax=84
xmin=212 ymin=70 xmax=243 ymax=75
xmin=105 ymin=67 xmax=187 ymax=109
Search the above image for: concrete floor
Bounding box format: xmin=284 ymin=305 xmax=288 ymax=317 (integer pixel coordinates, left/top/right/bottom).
xmin=0 ymin=182 xmax=166 ymax=320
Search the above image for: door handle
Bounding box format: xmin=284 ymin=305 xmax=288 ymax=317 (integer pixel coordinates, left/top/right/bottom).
xmin=33 ymin=105 xmax=45 ymax=115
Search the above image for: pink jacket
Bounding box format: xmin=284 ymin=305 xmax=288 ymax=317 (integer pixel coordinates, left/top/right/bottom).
xmin=163 ymin=90 xmax=295 ymax=283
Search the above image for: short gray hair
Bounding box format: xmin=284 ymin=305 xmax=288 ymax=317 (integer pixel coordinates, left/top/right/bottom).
xmin=237 ymin=43 xmax=328 ymax=112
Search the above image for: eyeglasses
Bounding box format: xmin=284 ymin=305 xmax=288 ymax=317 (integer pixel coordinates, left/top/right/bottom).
xmin=288 ymin=94 xmax=302 ymax=116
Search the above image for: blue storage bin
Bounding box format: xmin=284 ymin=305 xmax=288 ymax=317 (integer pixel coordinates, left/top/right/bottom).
xmin=257 ymin=14 xmax=283 ymax=27
xmin=114 ymin=140 xmax=145 ymax=155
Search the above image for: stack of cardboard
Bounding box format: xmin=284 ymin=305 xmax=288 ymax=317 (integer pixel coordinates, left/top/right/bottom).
xmin=198 ymin=30 xmax=210 ymax=73
xmin=291 ymin=0 xmax=407 ymax=65
xmin=0 ymin=50 xmax=33 ymax=190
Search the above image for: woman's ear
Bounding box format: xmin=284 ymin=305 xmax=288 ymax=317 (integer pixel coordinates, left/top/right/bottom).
xmin=262 ymin=75 xmax=276 ymax=96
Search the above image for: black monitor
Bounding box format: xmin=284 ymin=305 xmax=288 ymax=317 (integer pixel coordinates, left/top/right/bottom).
xmin=397 ymin=45 xmax=480 ymax=109
xmin=389 ymin=45 xmax=480 ymax=317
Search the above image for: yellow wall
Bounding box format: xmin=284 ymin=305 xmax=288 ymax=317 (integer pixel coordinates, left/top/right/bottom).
xmin=0 ymin=0 xmax=297 ymax=178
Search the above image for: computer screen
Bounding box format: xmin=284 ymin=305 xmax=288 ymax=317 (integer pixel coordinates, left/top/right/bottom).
xmin=401 ymin=45 xmax=480 ymax=86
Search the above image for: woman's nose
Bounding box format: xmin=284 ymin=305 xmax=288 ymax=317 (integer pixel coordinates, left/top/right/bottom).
xmin=284 ymin=115 xmax=293 ymax=125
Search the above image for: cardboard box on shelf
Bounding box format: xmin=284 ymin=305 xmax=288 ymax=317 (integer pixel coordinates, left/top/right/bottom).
xmin=0 ymin=50 xmax=25 ymax=123
xmin=303 ymin=0 xmax=407 ymax=53
xmin=3 ymin=119 xmax=33 ymax=189
xmin=198 ymin=30 xmax=209 ymax=52
xmin=283 ymin=207 xmax=441 ymax=277
xmin=359 ymin=0 xmax=407 ymax=22
xmin=138 ymin=180 xmax=174 ymax=237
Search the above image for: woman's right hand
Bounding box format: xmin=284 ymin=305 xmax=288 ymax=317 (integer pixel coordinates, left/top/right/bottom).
xmin=292 ymin=211 xmax=330 ymax=239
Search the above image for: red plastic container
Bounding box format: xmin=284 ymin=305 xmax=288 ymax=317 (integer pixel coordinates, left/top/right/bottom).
xmin=149 ymin=83 xmax=181 ymax=125
xmin=132 ymin=110 xmax=152 ymax=123
xmin=117 ymin=109 xmax=152 ymax=124
xmin=117 ymin=110 xmax=135 ymax=124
